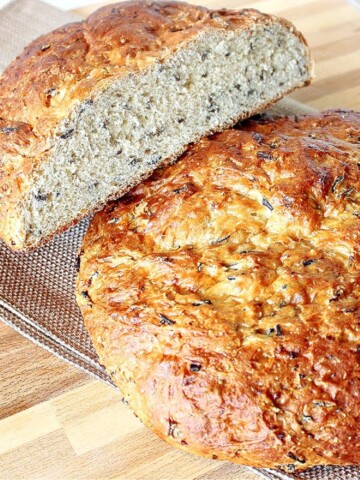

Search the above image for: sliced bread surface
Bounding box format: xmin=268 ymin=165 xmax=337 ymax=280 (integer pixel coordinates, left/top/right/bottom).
xmin=0 ymin=1 xmax=313 ymax=250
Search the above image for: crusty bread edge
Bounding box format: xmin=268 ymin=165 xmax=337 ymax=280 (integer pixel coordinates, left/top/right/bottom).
xmin=2 ymin=11 xmax=314 ymax=252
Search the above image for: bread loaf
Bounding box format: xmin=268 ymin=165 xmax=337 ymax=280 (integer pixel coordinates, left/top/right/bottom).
xmin=0 ymin=1 xmax=312 ymax=250
xmin=77 ymin=110 xmax=360 ymax=471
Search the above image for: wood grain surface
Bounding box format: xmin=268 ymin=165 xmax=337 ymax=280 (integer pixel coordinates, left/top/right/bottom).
xmin=1 ymin=0 xmax=360 ymax=479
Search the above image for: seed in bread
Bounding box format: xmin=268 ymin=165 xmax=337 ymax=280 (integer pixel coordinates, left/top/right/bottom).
xmin=77 ymin=110 xmax=360 ymax=471
xmin=0 ymin=1 xmax=312 ymax=250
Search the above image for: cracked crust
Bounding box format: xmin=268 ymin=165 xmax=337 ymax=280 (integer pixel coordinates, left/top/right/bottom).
xmin=77 ymin=110 xmax=360 ymax=471
xmin=0 ymin=1 xmax=312 ymax=250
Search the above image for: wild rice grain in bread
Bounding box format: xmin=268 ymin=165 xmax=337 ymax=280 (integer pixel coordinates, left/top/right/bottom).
xmin=0 ymin=1 xmax=312 ymax=250
xmin=77 ymin=110 xmax=360 ymax=472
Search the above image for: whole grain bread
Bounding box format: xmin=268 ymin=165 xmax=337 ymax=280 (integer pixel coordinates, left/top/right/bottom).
xmin=0 ymin=1 xmax=312 ymax=251
xmin=77 ymin=110 xmax=360 ymax=472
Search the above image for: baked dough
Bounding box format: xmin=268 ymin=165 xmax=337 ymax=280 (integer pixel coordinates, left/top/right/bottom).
xmin=77 ymin=110 xmax=360 ymax=471
xmin=0 ymin=1 xmax=312 ymax=251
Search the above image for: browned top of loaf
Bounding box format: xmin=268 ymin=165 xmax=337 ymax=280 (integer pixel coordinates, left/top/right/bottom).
xmin=77 ymin=110 xmax=360 ymax=471
xmin=0 ymin=1 xmax=304 ymax=197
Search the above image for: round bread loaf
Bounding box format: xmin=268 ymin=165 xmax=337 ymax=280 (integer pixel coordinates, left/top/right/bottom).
xmin=77 ymin=110 xmax=360 ymax=472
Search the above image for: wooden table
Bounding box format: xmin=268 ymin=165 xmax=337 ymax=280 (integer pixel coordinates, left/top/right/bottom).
xmin=1 ymin=0 xmax=359 ymax=478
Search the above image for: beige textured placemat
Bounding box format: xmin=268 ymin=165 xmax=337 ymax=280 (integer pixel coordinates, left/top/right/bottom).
xmin=0 ymin=1 xmax=358 ymax=479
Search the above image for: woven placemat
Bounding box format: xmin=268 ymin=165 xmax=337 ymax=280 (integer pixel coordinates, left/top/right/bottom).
xmin=0 ymin=1 xmax=358 ymax=479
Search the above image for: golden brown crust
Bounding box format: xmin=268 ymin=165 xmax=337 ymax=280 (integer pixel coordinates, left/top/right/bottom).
xmin=0 ymin=1 xmax=313 ymax=250
xmin=77 ymin=110 xmax=360 ymax=471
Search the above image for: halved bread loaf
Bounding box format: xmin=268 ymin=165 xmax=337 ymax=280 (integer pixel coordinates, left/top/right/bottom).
xmin=0 ymin=1 xmax=313 ymax=250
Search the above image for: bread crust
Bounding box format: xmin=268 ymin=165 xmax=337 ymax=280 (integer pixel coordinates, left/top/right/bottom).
xmin=0 ymin=1 xmax=313 ymax=250
xmin=77 ymin=110 xmax=360 ymax=471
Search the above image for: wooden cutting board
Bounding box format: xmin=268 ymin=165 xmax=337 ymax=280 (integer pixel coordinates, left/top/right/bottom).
xmin=1 ymin=0 xmax=359 ymax=479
